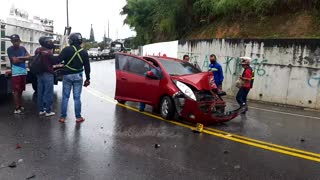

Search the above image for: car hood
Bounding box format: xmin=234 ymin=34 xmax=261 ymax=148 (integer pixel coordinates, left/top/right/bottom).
xmin=171 ymin=72 xmax=212 ymax=91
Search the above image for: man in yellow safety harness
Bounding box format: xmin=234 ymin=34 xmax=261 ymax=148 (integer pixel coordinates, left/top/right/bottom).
xmin=56 ymin=33 xmax=91 ymax=123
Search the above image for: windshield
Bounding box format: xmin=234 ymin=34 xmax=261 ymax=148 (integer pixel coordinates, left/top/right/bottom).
xmin=159 ymin=59 xmax=201 ymax=76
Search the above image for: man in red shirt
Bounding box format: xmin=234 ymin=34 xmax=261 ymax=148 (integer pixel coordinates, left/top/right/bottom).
xmin=236 ymin=57 xmax=254 ymax=114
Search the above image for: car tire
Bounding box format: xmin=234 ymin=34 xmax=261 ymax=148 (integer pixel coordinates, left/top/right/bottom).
xmin=160 ymin=96 xmax=175 ymax=120
xmin=117 ymin=100 xmax=126 ymax=104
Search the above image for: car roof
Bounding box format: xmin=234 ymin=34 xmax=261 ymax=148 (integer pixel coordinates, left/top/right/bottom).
xmin=146 ymin=56 xmax=184 ymax=63
xmin=115 ymin=53 xmax=184 ymax=63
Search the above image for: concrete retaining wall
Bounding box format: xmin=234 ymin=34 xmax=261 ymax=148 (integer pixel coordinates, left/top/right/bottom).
xmin=140 ymin=39 xmax=320 ymax=109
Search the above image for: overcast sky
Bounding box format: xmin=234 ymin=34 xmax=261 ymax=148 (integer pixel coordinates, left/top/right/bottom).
xmin=0 ymin=0 xmax=136 ymax=41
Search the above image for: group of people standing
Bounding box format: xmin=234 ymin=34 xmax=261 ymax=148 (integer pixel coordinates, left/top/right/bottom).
xmin=7 ymin=33 xmax=91 ymax=123
xmin=183 ymin=54 xmax=254 ymax=114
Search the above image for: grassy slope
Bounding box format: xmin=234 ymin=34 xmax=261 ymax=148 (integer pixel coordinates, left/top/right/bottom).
xmin=186 ymin=11 xmax=320 ymax=39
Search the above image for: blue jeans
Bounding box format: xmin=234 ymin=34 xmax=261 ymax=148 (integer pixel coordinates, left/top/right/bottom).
xmin=61 ymin=73 xmax=83 ymax=119
xmin=236 ymin=88 xmax=250 ymax=106
xmin=37 ymin=73 xmax=54 ymax=113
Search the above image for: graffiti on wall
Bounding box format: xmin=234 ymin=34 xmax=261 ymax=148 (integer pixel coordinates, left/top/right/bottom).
xmin=308 ymin=73 xmax=320 ymax=88
xmin=224 ymin=57 xmax=268 ymax=77
xmin=180 ymin=52 xmax=269 ymax=76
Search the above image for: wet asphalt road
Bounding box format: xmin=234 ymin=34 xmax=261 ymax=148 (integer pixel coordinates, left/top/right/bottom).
xmin=0 ymin=59 xmax=319 ymax=180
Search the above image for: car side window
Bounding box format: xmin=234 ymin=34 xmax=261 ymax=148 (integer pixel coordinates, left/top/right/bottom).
xmin=116 ymin=54 xmax=151 ymax=76
xmin=117 ymin=55 xmax=130 ymax=71
xmin=127 ymin=56 xmax=151 ymax=75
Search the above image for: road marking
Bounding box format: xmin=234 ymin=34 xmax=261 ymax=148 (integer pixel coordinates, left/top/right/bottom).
xmin=247 ymin=106 xmax=320 ymax=120
xmin=85 ymin=87 xmax=320 ymax=163
xmin=226 ymin=102 xmax=320 ymax=120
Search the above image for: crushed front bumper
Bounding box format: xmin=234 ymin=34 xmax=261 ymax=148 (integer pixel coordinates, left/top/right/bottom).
xmin=175 ymin=96 xmax=241 ymax=125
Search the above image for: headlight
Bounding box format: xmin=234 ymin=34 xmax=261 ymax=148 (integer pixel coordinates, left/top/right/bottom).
xmin=175 ymin=81 xmax=196 ymax=101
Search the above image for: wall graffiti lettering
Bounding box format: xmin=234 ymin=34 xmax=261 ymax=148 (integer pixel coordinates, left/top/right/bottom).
xmin=224 ymin=57 xmax=268 ymax=77
xmin=251 ymin=59 xmax=268 ymax=76
xmin=180 ymin=53 xmax=268 ymax=76
xmin=202 ymin=55 xmax=210 ymax=70
xmin=308 ymin=74 xmax=320 ymax=88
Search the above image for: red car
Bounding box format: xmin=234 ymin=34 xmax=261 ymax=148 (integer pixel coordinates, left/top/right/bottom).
xmin=114 ymin=53 xmax=241 ymax=125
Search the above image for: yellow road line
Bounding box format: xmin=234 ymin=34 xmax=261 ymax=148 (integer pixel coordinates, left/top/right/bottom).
xmin=85 ymin=87 xmax=320 ymax=163
xmin=203 ymin=127 xmax=320 ymax=158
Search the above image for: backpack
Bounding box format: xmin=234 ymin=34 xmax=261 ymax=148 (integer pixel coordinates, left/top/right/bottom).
xmin=29 ymin=53 xmax=46 ymax=75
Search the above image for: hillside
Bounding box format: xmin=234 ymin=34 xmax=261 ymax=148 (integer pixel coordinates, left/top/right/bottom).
xmin=121 ymin=0 xmax=320 ymax=47
xmin=187 ymin=12 xmax=320 ymax=39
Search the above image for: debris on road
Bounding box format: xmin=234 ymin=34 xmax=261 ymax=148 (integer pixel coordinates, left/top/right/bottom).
xmin=234 ymin=165 xmax=241 ymax=169
xmin=300 ymin=138 xmax=305 ymax=142
xmin=8 ymin=162 xmax=17 ymax=168
xmin=26 ymin=174 xmax=36 ymax=179
xmin=196 ymin=123 xmax=204 ymax=132
xmin=16 ymin=143 xmax=22 ymax=149
xmin=0 ymin=164 xmax=6 ymax=169
xmin=223 ymin=150 xmax=229 ymax=154
xmin=192 ymin=129 xmax=200 ymax=133
xmin=18 ymin=159 xmax=23 ymax=163
xmin=155 ymin=144 xmax=160 ymax=148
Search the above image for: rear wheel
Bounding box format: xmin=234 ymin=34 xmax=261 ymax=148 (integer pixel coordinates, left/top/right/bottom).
xmin=160 ymin=96 xmax=175 ymax=120
xmin=117 ymin=100 xmax=126 ymax=104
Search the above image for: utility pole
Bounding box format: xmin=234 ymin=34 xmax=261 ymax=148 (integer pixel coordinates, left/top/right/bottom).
xmin=66 ymin=0 xmax=69 ymax=27
xmin=116 ymin=29 xmax=118 ymax=40
xmin=64 ymin=0 xmax=71 ymax=35
xmin=108 ymin=20 xmax=110 ymax=39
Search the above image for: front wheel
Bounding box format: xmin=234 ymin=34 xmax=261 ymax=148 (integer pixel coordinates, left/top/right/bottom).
xmin=160 ymin=96 xmax=175 ymax=120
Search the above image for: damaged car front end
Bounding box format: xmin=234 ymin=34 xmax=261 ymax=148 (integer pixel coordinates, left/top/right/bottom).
xmin=171 ymin=73 xmax=241 ymax=125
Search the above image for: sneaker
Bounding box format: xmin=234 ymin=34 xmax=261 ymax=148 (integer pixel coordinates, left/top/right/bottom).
xmin=58 ymin=118 xmax=66 ymax=123
xmin=45 ymin=112 xmax=56 ymax=117
xmin=14 ymin=109 xmax=22 ymax=114
xmin=39 ymin=111 xmax=46 ymax=116
xmin=76 ymin=117 xmax=85 ymax=123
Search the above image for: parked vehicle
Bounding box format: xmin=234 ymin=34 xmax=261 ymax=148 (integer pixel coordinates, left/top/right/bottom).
xmin=101 ymin=48 xmax=111 ymax=59
xmin=109 ymin=41 xmax=131 ymax=59
xmin=114 ymin=53 xmax=241 ymax=124
xmin=0 ymin=8 xmax=67 ymax=96
xmin=87 ymin=48 xmax=101 ymax=60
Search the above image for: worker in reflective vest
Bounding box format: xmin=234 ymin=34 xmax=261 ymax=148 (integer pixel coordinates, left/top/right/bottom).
xmin=56 ymin=33 xmax=91 ymax=123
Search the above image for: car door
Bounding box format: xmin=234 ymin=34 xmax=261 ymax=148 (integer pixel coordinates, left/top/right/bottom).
xmin=115 ymin=54 xmax=160 ymax=104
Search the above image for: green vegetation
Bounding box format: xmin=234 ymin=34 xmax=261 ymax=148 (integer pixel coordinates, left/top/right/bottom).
xmin=122 ymin=0 xmax=320 ymax=46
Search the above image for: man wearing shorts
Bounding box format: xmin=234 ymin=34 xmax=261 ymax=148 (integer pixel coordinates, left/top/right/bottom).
xmin=7 ymin=34 xmax=31 ymax=114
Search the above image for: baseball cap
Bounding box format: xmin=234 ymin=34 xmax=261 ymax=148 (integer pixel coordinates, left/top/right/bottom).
xmin=10 ymin=34 xmax=21 ymax=41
